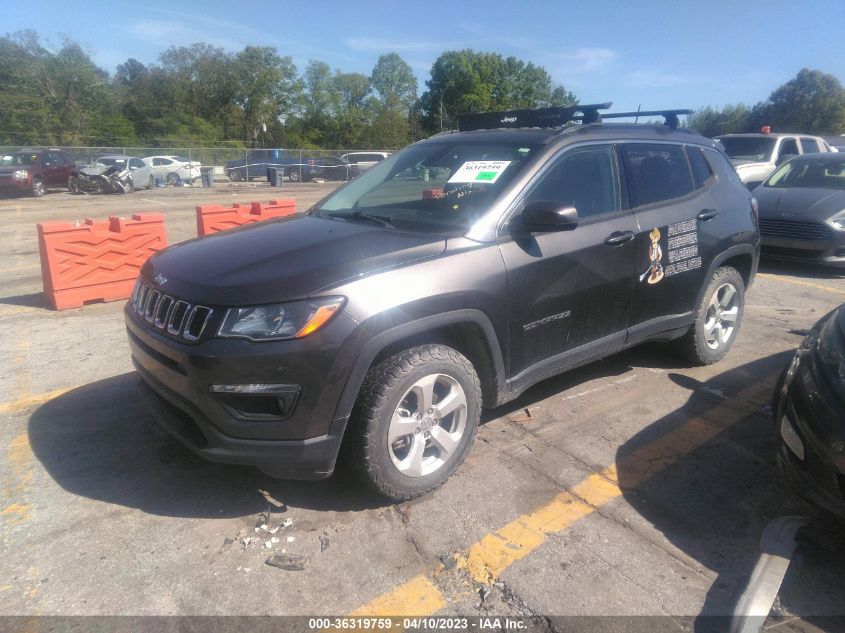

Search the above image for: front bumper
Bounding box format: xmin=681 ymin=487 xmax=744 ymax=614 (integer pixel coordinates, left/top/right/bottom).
xmin=773 ymin=329 xmax=845 ymax=519
xmin=126 ymin=306 xmax=357 ymax=479
xmin=0 ymin=175 xmax=30 ymax=192
xmin=761 ymin=233 xmax=845 ymax=268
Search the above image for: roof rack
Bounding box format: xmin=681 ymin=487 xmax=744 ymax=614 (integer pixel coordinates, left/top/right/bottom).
xmin=601 ymin=109 xmax=693 ymax=129
xmin=457 ymin=102 xmax=613 ymax=131
xmin=456 ymin=104 xmax=692 ymax=131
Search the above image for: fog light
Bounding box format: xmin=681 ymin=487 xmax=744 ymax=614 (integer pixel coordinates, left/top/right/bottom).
xmin=211 ymin=383 xmax=300 ymax=419
xmin=781 ymin=414 xmax=805 ymax=461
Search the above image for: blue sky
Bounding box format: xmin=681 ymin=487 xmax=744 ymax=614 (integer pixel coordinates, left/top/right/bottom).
xmin=5 ymin=0 xmax=845 ymax=111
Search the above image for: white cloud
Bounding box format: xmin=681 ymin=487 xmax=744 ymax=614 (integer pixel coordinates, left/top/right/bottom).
xmin=547 ymin=47 xmax=618 ymax=73
xmin=130 ymin=19 xmax=242 ymax=50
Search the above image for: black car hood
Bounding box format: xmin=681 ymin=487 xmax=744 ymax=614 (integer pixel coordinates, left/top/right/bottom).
xmin=755 ymin=186 xmax=845 ymax=222
xmin=143 ymin=214 xmax=447 ymax=305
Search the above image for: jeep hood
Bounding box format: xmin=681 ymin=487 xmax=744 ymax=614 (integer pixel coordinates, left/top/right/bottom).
xmin=142 ymin=214 xmax=447 ymax=305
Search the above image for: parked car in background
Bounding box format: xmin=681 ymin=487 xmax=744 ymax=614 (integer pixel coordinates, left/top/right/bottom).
xmin=753 ymin=153 xmax=845 ymax=267
xmin=297 ymin=156 xmax=360 ymax=182
xmin=774 ymin=303 xmax=845 ymax=520
xmin=0 ymin=148 xmax=75 ymax=197
xmin=143 ymin=155 xmax=202 ymax=184
xmin=96 ymin=155 xmax=153 ymax=189
xmin=716 ymin=131 xmax=834 ymax=189
xmin=225 ymin=149 xmax=300 ymax=182
xmin=341 ymin=151 xmax=391 ymax=171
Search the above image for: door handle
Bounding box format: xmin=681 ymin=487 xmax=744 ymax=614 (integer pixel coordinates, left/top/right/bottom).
xmin=604 ymin=231 xmax=635 ymax=246
xmin=697 ymin=209 xmax=719 ymax=221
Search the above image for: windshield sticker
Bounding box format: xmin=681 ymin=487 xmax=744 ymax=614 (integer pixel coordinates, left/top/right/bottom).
xmin=640 ymin=220 xmax=702 ymax=284
xmin=447 ymin=160 xmax=511 ymax=184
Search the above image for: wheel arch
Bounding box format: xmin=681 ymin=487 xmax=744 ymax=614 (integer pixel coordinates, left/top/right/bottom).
xmin=695 ymin=244 xmax=758 ymax=309
xmin=332 ymin=309 xmax=507 ymax=426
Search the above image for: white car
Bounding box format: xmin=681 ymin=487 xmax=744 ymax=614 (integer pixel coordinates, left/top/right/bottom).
xmin=96 ymin=155 xmax=154 ymax=190
xmin=715 ymin=132 xmax=834 ymax=189
xmin=143 ymin=155 xmax=202 ymax=185
xmin=340 ymin=151 xmax=391 ymax=171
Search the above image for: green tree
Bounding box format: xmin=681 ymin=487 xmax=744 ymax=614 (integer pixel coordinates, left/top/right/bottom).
xmin=419 ymin=50 xmax=573 ymax=133
xmin=232 ymin=46 xmax=299 ymax=146
xmin=688 ymin=103 xmax=750 ymax=137
xmin=755 ymin=69 xmax=845 ymax=134
xmin=369 ymin=53 xmax=417 ymax=147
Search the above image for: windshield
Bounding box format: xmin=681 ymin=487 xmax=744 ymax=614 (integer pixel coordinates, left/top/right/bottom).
xmin=718 ymin=137 xmax=777 ymax=162
xmin=315 ymin=140 xmax=539 ymax=231
xmin=0 ymin=153 xmax=38 ymax=166
xmin=764 ymin=157 xmax=845 ymax=189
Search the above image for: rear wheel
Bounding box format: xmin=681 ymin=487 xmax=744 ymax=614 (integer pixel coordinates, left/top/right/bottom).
xmin=166 ymin=172 xmax=179 ymax=185
xmin=147 ymin=175 xmax=154 ymax=189
xmin=31 ymin=176 xmax=45 ymax=197
xmin=347 ymin=344 xmax=481 ymax=500
xmin=676 ymin=266 xmax=745 ymax=365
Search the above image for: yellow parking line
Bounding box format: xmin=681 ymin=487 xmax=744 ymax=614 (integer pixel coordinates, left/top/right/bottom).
xmin=349 ymin=575 xmax=446 ymax=616
xmin=757 ymin=273 xmax=845 ymax=297
xmin=0 ymin=386 xmax=77 ymax=414
xmin=351 ymin=373 xmax=775 ymax=615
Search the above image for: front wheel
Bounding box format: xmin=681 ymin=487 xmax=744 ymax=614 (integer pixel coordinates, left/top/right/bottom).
xmin=676 ymin=266 xmax=745 ymax=365
xmin=166 ymin=172 xmax=180 ymax=186
xmin=147 ymin=175 xmax=154 ymax=189
xmin=122 ymin=178 xmax=135 ymax=194
xmin=68 ymin=175 xmax=80 ymax=194
xmin=348 ymin=345 xmax=481 ymax=500
xmin=229 ymin=169 xmax=243 ymax=182
xmin=287 ymin=168 xmax=300 ymax=182
xmin=31 ymin=176 xmax=45 ymax=197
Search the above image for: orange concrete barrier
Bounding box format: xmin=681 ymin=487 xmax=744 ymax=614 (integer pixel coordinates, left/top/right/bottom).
xmin=196 ymin=199 xmax=297 ymax=236
xmin=37 ymin=213 xmax=167 ymax=310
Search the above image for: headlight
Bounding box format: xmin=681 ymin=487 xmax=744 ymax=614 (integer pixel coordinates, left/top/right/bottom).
xmin=833 ymin=218 xmax=845 ymax=230
xmin=13 ymin=170 xmax=28 ymax=180
xmin=218 ymin=297 xmax=344 ymax=341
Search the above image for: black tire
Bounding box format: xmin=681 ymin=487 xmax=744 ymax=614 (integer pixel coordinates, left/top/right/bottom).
xmin=68 ymin=175 xmax=80 ymax=194
xmin=122 ymin=178 xmax=135 ymax=194
xmin=229 ymin=169 xmax=243 ymax=182
xmin=676 ymin=266 xmax=745 ymax=365
xmin=31 ymin=176 xmax=45 ymax=197
xmin=166 ymin=172 xmax=179 ymax=185
xmin=147 ymin=175 xmax=154 ymax=190
xmin=287 ymin=168 xmax=301 ymax=182
xmin=347 ymin=344 xmax=481 ymax=500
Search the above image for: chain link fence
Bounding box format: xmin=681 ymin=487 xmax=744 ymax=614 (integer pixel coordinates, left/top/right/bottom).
xmin=0 ymin=146 xmax=395 ymax=182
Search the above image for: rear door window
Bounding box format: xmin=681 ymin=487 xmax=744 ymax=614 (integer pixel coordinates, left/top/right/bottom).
xmin=800 ymin=138 xmax=821 ymax=154
xmin=620 ymin=143 xmax=694 ymax=207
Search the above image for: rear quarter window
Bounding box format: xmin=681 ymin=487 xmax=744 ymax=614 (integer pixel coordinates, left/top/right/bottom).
xmin=621 ymin=143 xmax=694 ymax=207
xmin=686 ymin=146 xmax=714 ymax=189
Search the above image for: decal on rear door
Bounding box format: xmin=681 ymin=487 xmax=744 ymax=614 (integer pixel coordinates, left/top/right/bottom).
xmin=641 ymin=219 xmax=702 ymax=284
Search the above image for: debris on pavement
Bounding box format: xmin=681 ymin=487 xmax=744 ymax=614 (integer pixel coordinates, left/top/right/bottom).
xmin=320 ymin=535 xmax=330 ymax=552
xmin=265 ymin=554 xmax=309 ymax=571
xmin=286 ymin=536 xmax=295 ymax=543
xmin=478 ymin=586 xmax=491 ymax=607
xmin=511 ymin=407 xmax=534 ymax=422
xmin=259 ymin=489 xmax=287 ymax=511
xmin=281 ymin=518 xmax=294 ymax=529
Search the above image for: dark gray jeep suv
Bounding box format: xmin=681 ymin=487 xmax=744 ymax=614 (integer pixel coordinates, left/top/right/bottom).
xmin=126 ymin=103 xmax=760 ymax=499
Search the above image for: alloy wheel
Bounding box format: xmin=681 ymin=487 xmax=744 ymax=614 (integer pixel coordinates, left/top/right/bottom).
xmin=704 ymin=282 xmax=739 ymax=350
xmin=387 ymin=373 xmax=468 ymax=478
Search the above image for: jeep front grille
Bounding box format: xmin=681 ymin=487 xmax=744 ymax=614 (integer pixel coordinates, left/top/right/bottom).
xmin=130 ymin=279 xmax=213 ymax=342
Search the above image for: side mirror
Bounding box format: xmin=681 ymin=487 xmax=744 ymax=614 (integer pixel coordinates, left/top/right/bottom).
xmin=522 ymin=200 xmax=579 ymax=229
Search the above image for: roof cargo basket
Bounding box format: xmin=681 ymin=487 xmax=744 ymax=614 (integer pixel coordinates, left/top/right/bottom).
xmin=457 ymin=102 xmax=613 ymax=131
xmin=456 ymin=104 xmax=692 ymax=131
